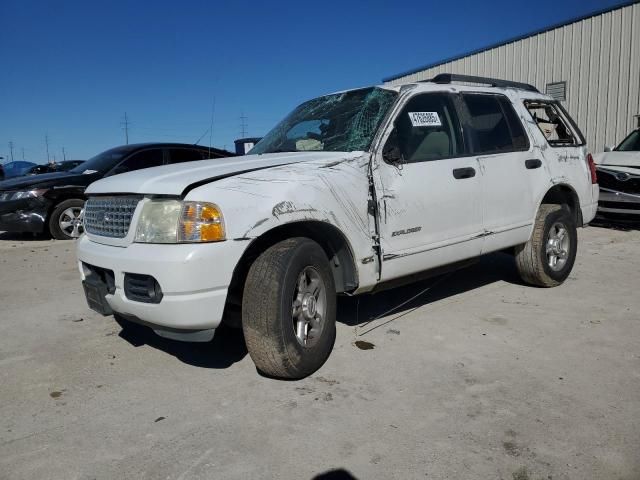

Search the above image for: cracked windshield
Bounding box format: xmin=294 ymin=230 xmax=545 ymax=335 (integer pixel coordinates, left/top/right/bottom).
xmin=251 ymin=87 xmax=398 ymax=154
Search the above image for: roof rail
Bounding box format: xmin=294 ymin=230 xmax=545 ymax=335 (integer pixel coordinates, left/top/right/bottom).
xmin=426 ymin=73 xmax=539 ymax=93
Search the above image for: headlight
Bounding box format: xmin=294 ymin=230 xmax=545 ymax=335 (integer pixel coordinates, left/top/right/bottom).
xmin=134 ymin=199 xmax=182 ymax=243
xmin=0 ymin=189 xmax=48 ymax=201
xmin=134 ymin=199 xmax=225 ymax=243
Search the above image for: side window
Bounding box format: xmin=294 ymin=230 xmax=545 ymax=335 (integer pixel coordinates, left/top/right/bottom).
xmin=524 ymin=101 xmax=577 ymax=146
xmin=110 ymin=149 xmax=164 ymax=175
xmin=387 ymin=93 xmax=462 ymax=163
xmin=168 ymin=149 xmax=206 ymax=164
xmin=462 ymin=94 xmax=529 ymax=154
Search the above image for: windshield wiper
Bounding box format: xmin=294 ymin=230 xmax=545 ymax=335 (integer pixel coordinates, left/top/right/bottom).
xmin=263 ymin=149 xmax=298 ymax=154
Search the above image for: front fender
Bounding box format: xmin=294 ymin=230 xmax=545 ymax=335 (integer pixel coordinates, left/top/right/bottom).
xmin=184 ymin=156 xmax=379 ymax=289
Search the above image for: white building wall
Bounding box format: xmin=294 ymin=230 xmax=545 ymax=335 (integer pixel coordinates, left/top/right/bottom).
xmin=385 ymin=3 xmax=640 ymax=152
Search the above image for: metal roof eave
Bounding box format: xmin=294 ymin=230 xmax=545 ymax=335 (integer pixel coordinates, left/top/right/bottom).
xmin=383 ymin=0 xmax=640 ymax=83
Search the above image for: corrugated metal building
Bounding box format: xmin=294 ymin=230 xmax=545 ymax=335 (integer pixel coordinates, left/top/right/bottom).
xmin=383 ymin=1 xmax=640 ymax=152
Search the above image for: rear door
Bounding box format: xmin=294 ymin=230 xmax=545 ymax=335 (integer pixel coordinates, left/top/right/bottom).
xmin=460 ymin=93 xmax=539 ymax=253
xmin=374 ymin=91 xmax=484 ymax=281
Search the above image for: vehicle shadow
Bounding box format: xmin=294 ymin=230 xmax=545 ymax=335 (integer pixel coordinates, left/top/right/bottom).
xmin=0 ymin=231 xmax=51 ymax=241
xmin=312 ymin=469 xmax=359 ymax=480
xmin=118 ymin=324 xmax=248 ymax=369
xmin=117 ymin=252 xmax=520 ymax=370
xmin=336 ymin=251 xmax=522 ymax=329
xmin=590 ymin=216 xmax=639 ymax=231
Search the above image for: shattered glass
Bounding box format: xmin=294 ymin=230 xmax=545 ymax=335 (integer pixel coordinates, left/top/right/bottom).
xmin=251 ymin=87 xmax=398 ymax=154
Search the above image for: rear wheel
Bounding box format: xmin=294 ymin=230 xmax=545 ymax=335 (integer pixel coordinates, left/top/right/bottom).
xmin=49 ymin=199 xmax=85 ymax=240
xmin=242 ymin=238 xmax=336 ymax=379
xmin=515 ymin=204 xmax=577 ymax=287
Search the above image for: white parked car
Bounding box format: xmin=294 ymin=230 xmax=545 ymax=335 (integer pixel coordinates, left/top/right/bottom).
xmin=77 ymin=74 xmax=599 ymax=379
xmin=594 ymin=128 xmax=640 ymax=218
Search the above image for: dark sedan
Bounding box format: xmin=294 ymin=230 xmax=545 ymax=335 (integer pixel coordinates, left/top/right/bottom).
xmin=0 ymin=143 xmax=233 ymax=239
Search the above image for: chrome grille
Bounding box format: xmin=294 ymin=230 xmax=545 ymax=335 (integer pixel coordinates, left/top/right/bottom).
xmin=84 ymin=196 xmax=141 ymax=238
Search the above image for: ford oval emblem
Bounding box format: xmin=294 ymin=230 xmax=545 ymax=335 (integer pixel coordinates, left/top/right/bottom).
xmin=95 ymin=210 xmax=107 ymax=224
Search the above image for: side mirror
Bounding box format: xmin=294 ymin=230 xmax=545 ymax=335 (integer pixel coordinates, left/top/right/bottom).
xmin=382 ymin=129 xmax=403 ymax=163
xmin=604 ymin=145 xmax=613 ymax=152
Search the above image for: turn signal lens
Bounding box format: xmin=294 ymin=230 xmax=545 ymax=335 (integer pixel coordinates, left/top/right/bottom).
xmin=178 ymin=202 xmax=225 ymax=242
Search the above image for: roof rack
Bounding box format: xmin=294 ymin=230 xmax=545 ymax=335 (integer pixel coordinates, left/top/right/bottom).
xmin=425 ymin=73 xmax=539 ymax=93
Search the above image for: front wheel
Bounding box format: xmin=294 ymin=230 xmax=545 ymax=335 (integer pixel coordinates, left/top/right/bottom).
xmin=49 ymin=199 xmax=85 ymax=240
xmin=515 ymin=204 xmax=577 ymax=287
xmin=242 ymin=238 xmax=336 ymax=379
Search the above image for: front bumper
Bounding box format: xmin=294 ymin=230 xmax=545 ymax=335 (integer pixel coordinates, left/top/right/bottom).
xmin=598 ymin=189 xmax=640 ymax=215
xmin=0 ymin=197 xmax=49 ymax=233
xmin=77 ymin=235 xmax=249 ymax=334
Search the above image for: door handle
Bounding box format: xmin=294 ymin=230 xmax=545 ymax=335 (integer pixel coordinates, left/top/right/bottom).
xmin=452 ymin=167 xmax=476 ymax=179
xmin=525 ymin=159 xmax=542 ymax=169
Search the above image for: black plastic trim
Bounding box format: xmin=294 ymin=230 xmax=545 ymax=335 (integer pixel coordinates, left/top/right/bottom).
xmin=124 ymin=273 xmax=163 ymax=304
xmin=428 ymin=74 xmax=538 ymax=92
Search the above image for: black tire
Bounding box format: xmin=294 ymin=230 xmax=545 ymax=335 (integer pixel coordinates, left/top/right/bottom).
xmin=49 ymin=199 xmax=85 ymax=240
xmin=242 ymin=237 xmax=337 ymax=379
xmin=515 ymin=204 xmax=577 ymax=287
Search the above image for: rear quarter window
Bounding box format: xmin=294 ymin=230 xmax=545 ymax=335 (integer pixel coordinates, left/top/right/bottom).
xmin=524 ymin=100 xmax=585 ymax=147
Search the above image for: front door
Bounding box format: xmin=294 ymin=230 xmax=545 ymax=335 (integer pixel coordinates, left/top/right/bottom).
xmin=373 ymin=92 xmax=484 ymax=281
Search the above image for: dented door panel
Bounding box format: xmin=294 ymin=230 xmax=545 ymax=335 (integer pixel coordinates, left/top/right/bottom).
xmin=373 ymin=157 xmax=484 ymax=281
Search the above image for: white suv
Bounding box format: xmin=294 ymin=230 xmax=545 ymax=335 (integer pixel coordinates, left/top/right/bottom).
xmin=77 ymin=74 xmax=599 ymax=379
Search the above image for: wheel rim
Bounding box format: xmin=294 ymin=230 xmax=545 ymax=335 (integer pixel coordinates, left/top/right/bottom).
xmin=546 ymin=221 xmax=570 ymax=271
xmin=59 ymin=207 xmax=84 ymax=238
xmin=291 ymin=266 xmax=326 ymax=347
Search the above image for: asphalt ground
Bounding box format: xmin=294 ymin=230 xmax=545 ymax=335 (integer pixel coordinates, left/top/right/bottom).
xmin=0 ymin=224 xmax=638 ymax=480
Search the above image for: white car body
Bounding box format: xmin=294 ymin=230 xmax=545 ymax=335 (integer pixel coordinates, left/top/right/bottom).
xmin=594 ymin=134 xmax=640 ymax=216
xmin=77 ymin=80 xmax=598 ymax=342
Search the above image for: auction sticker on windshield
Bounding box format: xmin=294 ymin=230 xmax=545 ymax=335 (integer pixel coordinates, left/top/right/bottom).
xmin=409 ymin=112 xmax=441 ymax=127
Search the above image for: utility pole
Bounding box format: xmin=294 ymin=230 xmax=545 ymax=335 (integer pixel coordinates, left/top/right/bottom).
xmin=208 ymin=97 xmax=216 ymax=157
xmin=62 ymin=147 xmax=67 ymax=161
xmin=45 ymin=134 xmax=50 ymax=163
xmin=21 ymin=147 xmax=25 ymax=161
xmin=121 ymin=112 xmax=130 ymax=144
xmin=8 ymin=141 xmax=14 ymax=162
xmin=239 ymin=112 xmax=248 ymax=138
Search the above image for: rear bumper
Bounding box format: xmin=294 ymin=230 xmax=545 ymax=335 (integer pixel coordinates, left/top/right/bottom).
xmin=581 ymin=184 xmax=600 ymax=225
xmin=598 ymin=188 xmax=640 ymax=215
xmin=77 ymin=235 xmax=248 ymax=332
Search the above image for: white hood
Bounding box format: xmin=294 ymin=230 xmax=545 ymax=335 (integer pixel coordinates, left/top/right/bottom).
xmin=593 ymin=151 xmax=640 ymax=168
xmin=86 ymin=151 xmax=363 ymax=196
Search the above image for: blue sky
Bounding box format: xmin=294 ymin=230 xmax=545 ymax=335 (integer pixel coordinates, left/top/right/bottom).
xmin=0 ymin=0 xmax=620 ymax=163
